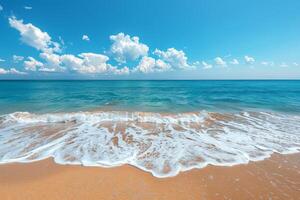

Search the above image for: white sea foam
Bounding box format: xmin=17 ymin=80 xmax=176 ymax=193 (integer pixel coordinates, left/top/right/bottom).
xmin=0 ymin=111 xmax=300 ymax=178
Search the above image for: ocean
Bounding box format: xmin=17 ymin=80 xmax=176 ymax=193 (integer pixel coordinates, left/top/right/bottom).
xmin=0 ymin=80 xmax=300 ymax=177
xmin=1 ymin=80 xmax=300 ymax=114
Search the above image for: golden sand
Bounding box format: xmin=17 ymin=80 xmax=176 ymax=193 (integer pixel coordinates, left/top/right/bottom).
xmin=0 ymin=153 xmax=299 ymax=200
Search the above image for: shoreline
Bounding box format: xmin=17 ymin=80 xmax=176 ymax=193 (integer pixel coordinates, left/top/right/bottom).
xmin=1 ymin=110 xmax=300 ymax=178
xmin=1 ymin=153 xmax=300 ymax=200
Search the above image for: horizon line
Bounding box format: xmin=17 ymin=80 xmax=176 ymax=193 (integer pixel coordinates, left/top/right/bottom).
xmin=0 ymin=79 xmax=300 ymax=81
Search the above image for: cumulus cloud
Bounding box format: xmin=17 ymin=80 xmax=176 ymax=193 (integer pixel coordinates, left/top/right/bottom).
xmin=41 ymin=53 xmax=111 ymax=74
xmin=202 ymin=61 xmax=212 ymax=69
xmin=24 ymin=57 xmax=44 ymax=71
xmin=230 ymin=59 xmax=239 ymax=65
xmin=110 ymin=33 xmax=149 ymax=63
xmin=134 ymin=56 xmax=170 ymax=73
xmin=214 ymin=57 xmax=227 ymax=67
xmin=154 ymin=48 xmax=191 ymax=69
xmin=62 ymin=53 xmax=130 ymax=74
xmin=13 ymin=55 xmax=24 ymax=63
xmin=109 ymin=66 xmax=130 ymax=75
xmin=82 ymin=35 xmax=90 ymax=41
xmin=9 ymin=16 xmax=61 ymax=53
xmin=293 ymin=62 xmax=299 ymax=66
xmin=39 ymin=52 xmax=61 ymax=69
xmin=244 ymin=55 xmax=255 ymax=64
xmin=23 ymin=51 xmax=130 ymax=75
xmin=57 ymin=54 xmax=82 ymax=71
xmin=24 ymin=54 xmax=61 ymax=72
xmin=24 ymin=6 xmax=32 ymax=10
xmin=0 ymin=68 xmax=26 ymax=75
xmin=77 ymin=53 xmax=110 ymax=73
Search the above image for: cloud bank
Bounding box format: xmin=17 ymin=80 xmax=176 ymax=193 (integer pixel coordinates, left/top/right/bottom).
xmin=4 ymin=16 xmax=295 ymax=77
xmin=0 ymin=68 xmax=26 ymax=75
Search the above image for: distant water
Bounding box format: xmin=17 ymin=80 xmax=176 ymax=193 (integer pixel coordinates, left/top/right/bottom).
xmin=0 ymin=80 xmax=300 ymax=177
xmin=1 ymin=80 xmax=300 ymax=114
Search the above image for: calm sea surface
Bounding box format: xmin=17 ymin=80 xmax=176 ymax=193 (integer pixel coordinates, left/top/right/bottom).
xmin=0 ymin=80 xmax=299 ymax=114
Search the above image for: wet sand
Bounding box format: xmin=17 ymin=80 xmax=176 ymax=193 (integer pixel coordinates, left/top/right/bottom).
xmin=0 ymin=153 xmax=300 ymax=200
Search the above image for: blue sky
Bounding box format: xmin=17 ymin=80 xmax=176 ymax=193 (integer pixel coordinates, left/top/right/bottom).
xmin=0 ymin=0 xmax=300 ymax=79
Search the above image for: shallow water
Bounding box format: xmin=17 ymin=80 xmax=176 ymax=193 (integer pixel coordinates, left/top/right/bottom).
xmin=0 ymin=110 xmax=299 ymax=177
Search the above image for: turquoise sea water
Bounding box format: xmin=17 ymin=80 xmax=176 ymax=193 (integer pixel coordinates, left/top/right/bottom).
xmin=0 ymin=80 xmax=300 ymax=114
xmin=0 ymin=80 xmax=300 ymax=177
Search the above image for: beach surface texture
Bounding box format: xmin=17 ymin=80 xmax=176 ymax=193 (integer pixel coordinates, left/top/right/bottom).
xmin=0 ymin=154 xmax=300 ymax=200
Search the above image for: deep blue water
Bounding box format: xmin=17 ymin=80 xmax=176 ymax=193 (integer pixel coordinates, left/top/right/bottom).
xmin=0 ymin=80 xmax=300 ymax=114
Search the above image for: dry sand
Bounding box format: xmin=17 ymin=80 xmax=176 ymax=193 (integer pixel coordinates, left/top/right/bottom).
xmin=0 ymin=153 xmax=300 ymax=200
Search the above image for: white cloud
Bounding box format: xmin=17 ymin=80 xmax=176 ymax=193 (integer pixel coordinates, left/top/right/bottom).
xmin=293 ymin=62 xmax=299 ymax=66
xmin=9 ymin=16 xmax=61 ymax=53
xmin=214 ymin=57 xmax=227 ymax=67
xmin=230 ymin=59 xmax=239 ymax=65
xmin=23 ymin=51 xmax=128 ymax=74
xmin=0 ymin=58 xmax=5 ymax=62
xmin=134 ymin=56 xmax=170 ymax=73
xmin=39 ymin=52 xmax=61 ymax=69
xmin=7 ymin=17 xmax=115 ymax=74
xmin=59 ymin=54 xmax=84 ymax=71
xmin=11 ymin=17 xmax=275 ymax=76
xmin=0 ymin=68 xmax=7 ymax=74
xmin=110 ymin=32 xmax=149 ymax=63
xmin=280 ymin=62 xmax=288 ymax=68
xmin=154 ymin=48 xmax=190 ymax=69
xmin=0 ymin=68 xmax=26 ymax=75
xmin=9 ymin=68 xmax=27 ymax=74
xmin=261 ymin=61 xmax=269 ymax=66
xmin=24 ymin=57 xmax=44 ymax=71
xmin=244 ymin=55 xmax=255 ymax=64
xmin=82 ymin=35 xmax=90 ymax=41
xmin=78 ymin=53 xmax=110 ymax=73
xmin=202 ymin=61 xmax=212 ymax=69
xmin=13 ymin=55 xmax=24 ymax=63
xmin=261 ymin=61 xmax=274 ymax=66
xmin=0 ymin=4 xmax=3 ymax=11
xmin=24 ymin=55 xmax=62 ymax=73
xmin=109 ymin=66 xmax=130 ymax=75
xmin=56 ymin=53 xmax=129 ymax=74
xmin=192 ymin=61 xmax=200 ymax=66
xmin=59 ymin=53 xmax=111 ymax=74
xmin=38 ymin=67 xmax=57 ymax=72
xmin=24 ymin=6 xmax=32 ymax=10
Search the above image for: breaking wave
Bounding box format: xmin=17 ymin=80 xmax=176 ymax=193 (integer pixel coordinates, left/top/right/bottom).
xmin=0 ymin=110 xmax=300 ymax=178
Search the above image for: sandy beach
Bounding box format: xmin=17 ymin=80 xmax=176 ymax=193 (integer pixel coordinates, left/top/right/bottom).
xmin=0 ymin=153 xmax=299 ymax=200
